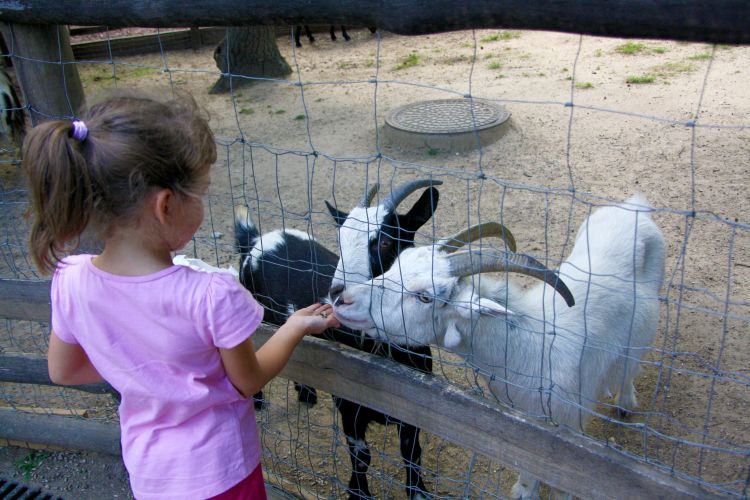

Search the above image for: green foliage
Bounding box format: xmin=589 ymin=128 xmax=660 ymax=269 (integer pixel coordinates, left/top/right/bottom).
xmin=294 ymin=114 xmax=306 ymax=120
xmin=395 ymin=52 xmax=420 ymax=70
xmin=13 ymin=451 xmax=50 ymax=481
xmin=616 ymin=42 xmax=647 ymax=55
xmin=480 ymin=32 xmax=521 ymax=43
xmin=626 ymin=75 xmax=655 ymax=84
xmin=575 ymin=82 xmax=594 ymax=89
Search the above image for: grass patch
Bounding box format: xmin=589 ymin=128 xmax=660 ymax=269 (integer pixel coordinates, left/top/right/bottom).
xmin=14 ymin=451 xmax=49 ymax=481
xmin=652 ymin=61 xmax=696 ymax=77
xmin=615 ymin=42 xmax=668 ymax=56
xmin=487 ymin=62 xmax=503 ymax=70
xmin=440 ymin=54 xmax=474 ymax=65
xmin=480 ymin=31 xmax=521 ymax=43
xmin=273 ymin=109 xmax=286 ymax=115
xmin=615 ymin=42 xmax=646 ymax=56
xmin=239 ymin=108 xmax=254 ymax=115
xmin=395 ymin=52 xmax=420 ymax=70
xmin=79 ymin=64 xmax=161 ymax=85
xmin=688 ymin=52 xmax=713 ymax=61
xmin=616 ymin=42 xmax=647 ymax=55
xmin=294 ymin=114 xmax=306 ymax=120
xmin=626 ymin=74 xmax=655 ymax=84
xmin=574 ymin=82 xmax=594 ymax=89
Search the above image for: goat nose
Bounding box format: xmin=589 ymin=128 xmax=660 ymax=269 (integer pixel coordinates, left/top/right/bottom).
xmin=329 ymin=284 xmax=344 ymax=300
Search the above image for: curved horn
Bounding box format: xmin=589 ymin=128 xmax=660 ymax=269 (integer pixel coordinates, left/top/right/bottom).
xmin=446 ymin=250 xmax=575 ymax=307
xmin=382 ymin=179 xmax=443 ymax=212
xmin=359 ymin=183 xmax=380 ymax=207
xmin=437 ymin=222 xmax=517 ymax=253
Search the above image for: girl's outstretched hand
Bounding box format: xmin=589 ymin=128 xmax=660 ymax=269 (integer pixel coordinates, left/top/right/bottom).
xmin=287 ymin=302 xmax=340 ymax=335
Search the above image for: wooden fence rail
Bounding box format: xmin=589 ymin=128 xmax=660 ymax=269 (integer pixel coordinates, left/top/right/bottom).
xmin=1 ymin=0 xmax=749 ymax=44
xmin=0 ymin=279 xmax=722 ymax=498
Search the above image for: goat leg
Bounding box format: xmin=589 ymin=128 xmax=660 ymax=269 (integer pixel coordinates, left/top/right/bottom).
xmin=398 ymin=422 xmax=429 ymax=499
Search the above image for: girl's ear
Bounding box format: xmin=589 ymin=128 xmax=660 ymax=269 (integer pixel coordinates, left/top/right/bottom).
xmin=152 ymin=188 xmax=174 ymax=225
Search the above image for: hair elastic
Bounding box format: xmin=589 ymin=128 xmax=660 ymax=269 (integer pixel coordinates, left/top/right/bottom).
xmin=71 ymin=120 xmax=88 ymax=141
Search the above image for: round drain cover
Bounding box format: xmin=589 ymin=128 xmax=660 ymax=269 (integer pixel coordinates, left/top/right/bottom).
xmin=384 ymin=99 xmax=511 ymax=152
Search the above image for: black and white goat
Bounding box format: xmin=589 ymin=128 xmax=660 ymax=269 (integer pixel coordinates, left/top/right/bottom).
xmin=332 ymin=195 xmax=666 ymax=499
xmin=234 ymin=179 xmax=440 ymax=499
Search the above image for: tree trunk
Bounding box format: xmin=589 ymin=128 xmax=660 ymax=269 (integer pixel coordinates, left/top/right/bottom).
xmin=210 ymin=26 xmax=291 ymax=94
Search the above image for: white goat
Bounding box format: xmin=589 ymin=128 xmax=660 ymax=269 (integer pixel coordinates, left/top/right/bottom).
xmin=332 ymin=195 xmax=666 ymax=499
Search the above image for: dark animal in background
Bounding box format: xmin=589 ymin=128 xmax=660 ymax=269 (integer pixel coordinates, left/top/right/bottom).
xmin=0 ymin=66 xmax=26 ymax=151
xmin=234 ymin=179 xmax=440 ymax=499
xmin=294 ymin=25 xmax=377 ymax=47
xmin=295 ymin=25 xmax=350 ymax=47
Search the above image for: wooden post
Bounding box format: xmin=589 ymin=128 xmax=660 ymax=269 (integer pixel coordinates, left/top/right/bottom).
xmin=0 ymin=23 xmax=85 ymax=124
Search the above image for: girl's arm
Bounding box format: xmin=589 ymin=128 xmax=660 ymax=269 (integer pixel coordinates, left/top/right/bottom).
xmin=220 ymin=302 xmax=339 ymax=398
xmin=48 ymin=331 xmax=104 ymax=385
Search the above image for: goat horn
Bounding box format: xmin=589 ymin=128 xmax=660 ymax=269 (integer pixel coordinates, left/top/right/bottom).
xmin=446 ymin=250 xmax=575 ymax=307
xmin=359 ymin=183 xmax=381 ymax=207
xmin=382 ymin=179 xmax=443 ymax=211
xmin=437 ymin=222 xmax=517 ymax=253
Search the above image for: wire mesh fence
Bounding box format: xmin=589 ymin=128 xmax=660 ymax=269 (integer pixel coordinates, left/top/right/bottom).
xmin=0 ymin=23 xmax=748 ymax=498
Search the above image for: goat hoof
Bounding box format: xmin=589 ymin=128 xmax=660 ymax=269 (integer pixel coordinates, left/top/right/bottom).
xmin=294 ymin=383 xmax=318 ymax=406
xmin=616 ymin=406 xmax=633 ymax=419
xmin=297 ymin=388 xmax=318 ymax=406
xmin=347 ymin=491 xmax=373 ymax=500
xmin=252 ymin=396 xmax=267 ymax=411
xmin=409 ymin=490 xmax=430 ymax=500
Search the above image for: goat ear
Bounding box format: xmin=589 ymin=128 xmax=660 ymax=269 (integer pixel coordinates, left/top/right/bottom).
xmin=475 ymin=297 xmax=513 ymax=317
xmin=325 ymin=200 xmax=349 ymax=227
xmin=444 ymin=322 xmax=462 ymax=349
xmin=398 ymin=187 xmax=440 ymax=232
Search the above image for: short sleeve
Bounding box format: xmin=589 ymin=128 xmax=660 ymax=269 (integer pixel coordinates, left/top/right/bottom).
xmin=204 ymin=273 xmax=264 ymax=349
xmin=50 ymin=263 xmax=79 ymax=345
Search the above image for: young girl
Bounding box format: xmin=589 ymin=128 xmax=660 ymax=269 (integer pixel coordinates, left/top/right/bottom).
xmin=23 ymin=91 xmax=339 ymax=499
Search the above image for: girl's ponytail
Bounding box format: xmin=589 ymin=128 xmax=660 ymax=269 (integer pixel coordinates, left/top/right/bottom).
xmin=24 ymin=120 xmax=95 ymax=275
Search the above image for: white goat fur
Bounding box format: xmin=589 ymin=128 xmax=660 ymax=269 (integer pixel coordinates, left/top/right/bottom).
xmin=334 ymin=195 xmax=665 ymax=498
xmin=331 ymin=205 xmax=386 ymax=288
xmin=239 ymin=228 xmax=311 ymax=276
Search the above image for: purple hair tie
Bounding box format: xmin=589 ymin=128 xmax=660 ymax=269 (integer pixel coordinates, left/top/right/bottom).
xmin=71 ymin=120 xmax=88 ymax=141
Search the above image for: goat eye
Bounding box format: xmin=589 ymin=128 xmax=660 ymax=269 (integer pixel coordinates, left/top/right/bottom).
xmin=379 ymin=239 xmax=393 ymax=250
xmin=416 ymin=292 xmax=433 ymax=304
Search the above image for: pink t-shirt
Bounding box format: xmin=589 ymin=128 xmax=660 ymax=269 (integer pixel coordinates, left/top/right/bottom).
xmin=51 ymin=255 xmax=265 ymax=499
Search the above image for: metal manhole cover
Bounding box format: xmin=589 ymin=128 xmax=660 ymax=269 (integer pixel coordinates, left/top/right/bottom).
xmin=384 ymin=99 xmax=511 ymax=152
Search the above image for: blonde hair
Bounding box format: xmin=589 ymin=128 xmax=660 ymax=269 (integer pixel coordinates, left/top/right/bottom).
xmin=24 ymin=90 xmax=217 ymax=275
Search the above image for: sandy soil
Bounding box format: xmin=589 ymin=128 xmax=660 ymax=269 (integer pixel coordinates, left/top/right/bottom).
xmin=1 ymin=26 xmax=749 ymax=498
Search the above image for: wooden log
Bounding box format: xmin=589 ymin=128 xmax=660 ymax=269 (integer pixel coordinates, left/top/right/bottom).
xmin=6 ymin=405 xmax=88 ymax=418
xmin=0 ymin=278 xmax=51 ymax=323
xmin=0 ymin=0 xmax=749 ymax=44
xmin=0 ymin=352 xmax=118 ymax=396
xmin=0 ymin=23 xmax=85 ymax=124
xmin=71 ymin=27 xmax=227 ymax=60
xmin=0 ymin=408 xmax=120 ymax=455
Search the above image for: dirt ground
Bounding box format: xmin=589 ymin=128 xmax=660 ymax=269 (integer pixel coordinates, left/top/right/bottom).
xmin=1 ymin=26 xmax=749 ymax=498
